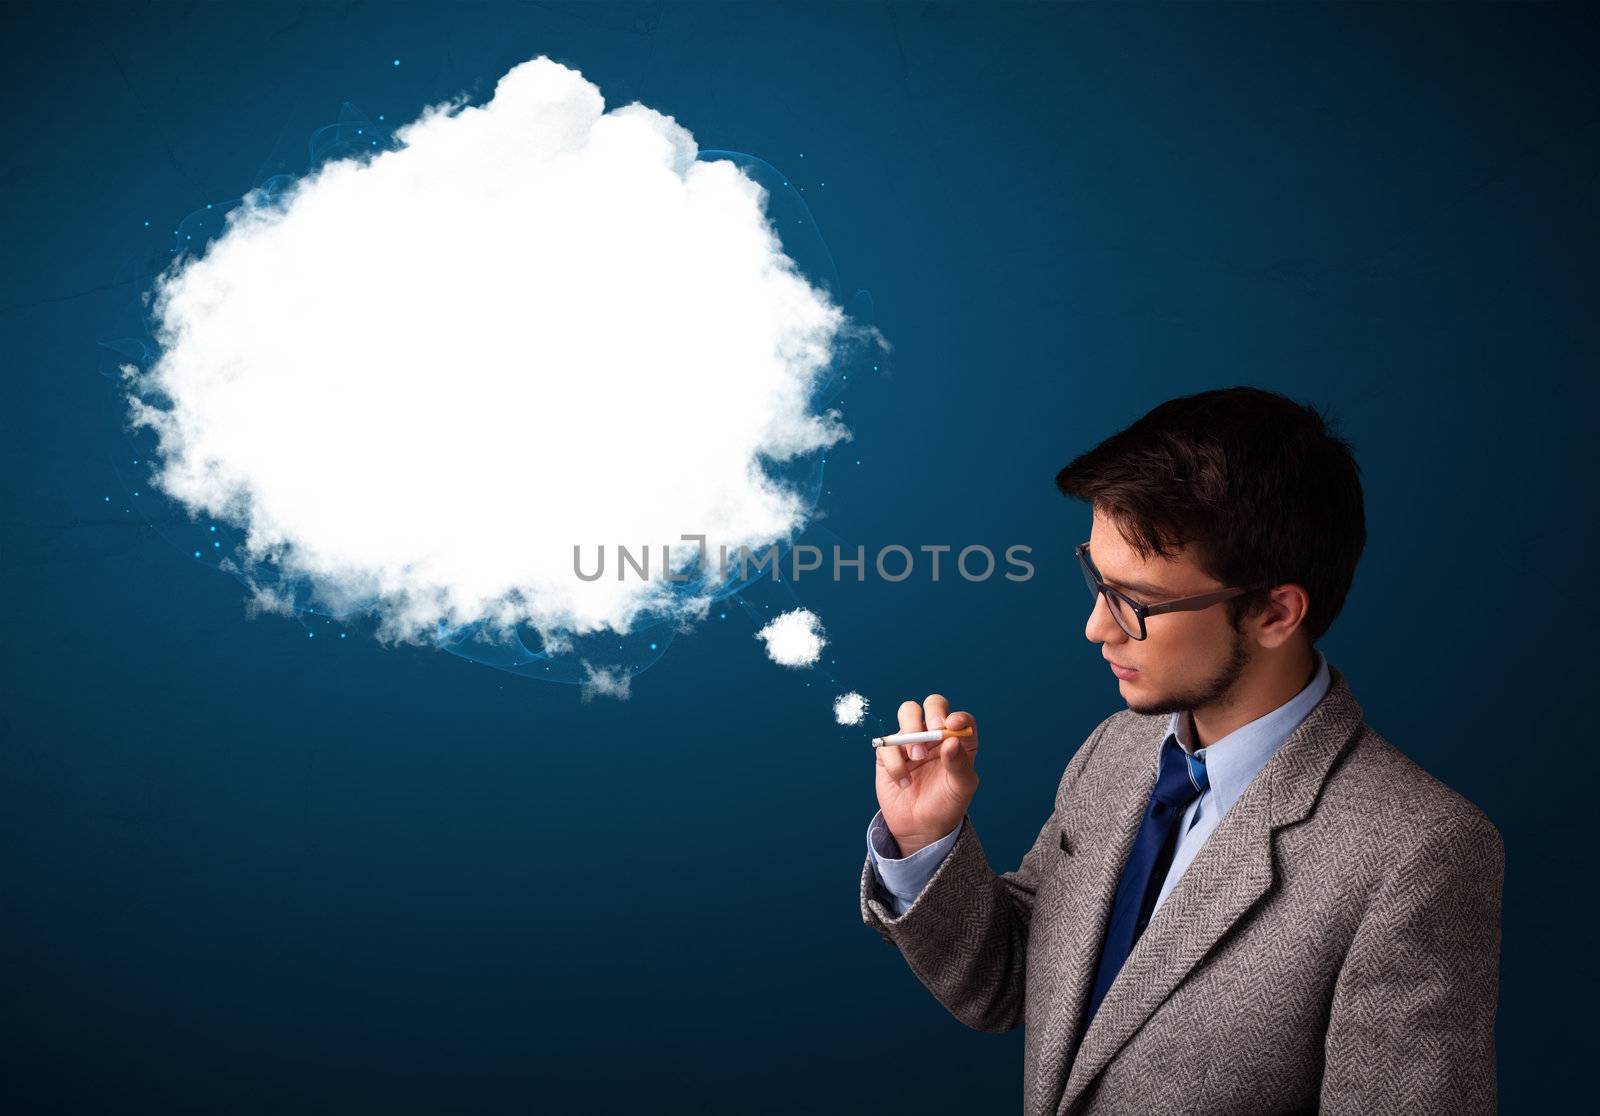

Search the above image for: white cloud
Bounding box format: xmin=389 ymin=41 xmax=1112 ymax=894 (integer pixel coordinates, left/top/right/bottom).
xmin=754 ymin=607 xmax=826 ymax=668
xmin=578 ymin=661 xmax=632 ymax=703
xmin=123 ymin=55 xmax=871 ymax=657
xmin=833 ymin=691 xmax=868 ymax=725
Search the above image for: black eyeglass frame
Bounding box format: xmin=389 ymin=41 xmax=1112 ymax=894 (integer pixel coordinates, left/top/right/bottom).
xmin=1075 ymin=541 xmax=1270 ymax=641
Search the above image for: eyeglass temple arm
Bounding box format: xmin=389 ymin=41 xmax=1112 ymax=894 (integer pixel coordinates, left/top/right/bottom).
xmin=1080 ymin=543 xmax=1269 ymax=617
xmin=1144 ymin=585 xmax=1265 ymax=616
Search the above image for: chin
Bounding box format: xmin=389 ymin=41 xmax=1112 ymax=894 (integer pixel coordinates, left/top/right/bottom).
xmin=1121 ymin=682 xmax=1177 ymax=717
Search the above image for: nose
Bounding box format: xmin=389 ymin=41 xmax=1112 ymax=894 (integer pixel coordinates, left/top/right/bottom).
xmin=1085 ymin=590 xmax=1127 ymax=646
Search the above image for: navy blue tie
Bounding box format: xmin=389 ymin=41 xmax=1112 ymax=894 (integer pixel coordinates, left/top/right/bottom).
xmin=1083 ymin=733 xmax=1209 ymax=1028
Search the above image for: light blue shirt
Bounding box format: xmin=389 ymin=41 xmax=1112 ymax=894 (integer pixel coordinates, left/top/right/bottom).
xmin=867 ymin=650 xmax=1332 ymax=918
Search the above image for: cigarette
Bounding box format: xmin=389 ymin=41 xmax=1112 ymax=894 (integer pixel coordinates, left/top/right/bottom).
xmin=871 ymin=726 xmax=975 ymax=748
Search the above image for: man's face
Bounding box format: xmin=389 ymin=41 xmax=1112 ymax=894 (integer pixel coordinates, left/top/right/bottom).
xmin=1083 ymin=507 xmax=1254 ymax=717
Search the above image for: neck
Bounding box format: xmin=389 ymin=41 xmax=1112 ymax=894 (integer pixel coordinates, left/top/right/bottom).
xmin=1190 ymin=643 xmax=1319 ymax=749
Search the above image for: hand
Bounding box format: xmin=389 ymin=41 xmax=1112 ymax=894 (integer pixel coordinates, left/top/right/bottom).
xmin=874 ymin=693 xmax=980 ymax=857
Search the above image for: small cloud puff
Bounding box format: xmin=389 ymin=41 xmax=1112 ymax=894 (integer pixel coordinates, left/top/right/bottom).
xmin=754 ymin=607 xmax=826 ymax=668
xmin=833 ymin=691 xmax=868 ymax=725
xmin=579 ymin=661 xmax=633 ymax=703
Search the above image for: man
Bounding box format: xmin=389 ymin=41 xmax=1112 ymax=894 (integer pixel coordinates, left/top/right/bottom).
xmin=859 ymin=387 xmax=1503 ymax=1115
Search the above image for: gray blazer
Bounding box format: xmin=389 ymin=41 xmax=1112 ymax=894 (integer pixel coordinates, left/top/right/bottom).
xmin=859 ymin=664 xmax=1504 ymax=1115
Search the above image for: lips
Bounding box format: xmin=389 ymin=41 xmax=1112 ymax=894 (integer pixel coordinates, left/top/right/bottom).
xmin=1106 ymin=658 xmax=1139 ymax=678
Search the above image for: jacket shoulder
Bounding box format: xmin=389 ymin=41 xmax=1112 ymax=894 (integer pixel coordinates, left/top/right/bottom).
xmin=1317 ymin=726 xmax=1502 ymax=852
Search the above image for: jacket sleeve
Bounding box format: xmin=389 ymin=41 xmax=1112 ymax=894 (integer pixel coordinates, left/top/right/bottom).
xmin=858 ymin=716 xmax=1114 ymax=1033
xmin=1319 ymin=808 xmax=1504 ymax=1114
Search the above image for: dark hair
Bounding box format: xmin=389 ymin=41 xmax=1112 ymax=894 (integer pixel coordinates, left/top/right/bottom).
xmin=1055 ymin=386 xmax=1365 ymax=645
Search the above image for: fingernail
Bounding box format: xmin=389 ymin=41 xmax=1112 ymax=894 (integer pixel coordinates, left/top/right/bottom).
xmin=910 ymin=744 xmax=926 ymax=761
xmin=898 ymin=777 xmax=911 ymax=790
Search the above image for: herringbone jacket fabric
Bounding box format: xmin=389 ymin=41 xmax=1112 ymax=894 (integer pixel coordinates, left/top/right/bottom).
xmin=859 ymin=664 xmax=1503 ymax=1115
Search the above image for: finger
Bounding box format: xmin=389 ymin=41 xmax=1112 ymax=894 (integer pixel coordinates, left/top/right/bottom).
xmin=910 ymin=693 xmax=950 ymax=763
xmin=882 ymin=699 xmax=920 ymax=787
xmin=896 ymin=699 xmax=925 ymax=734
xmin=944 ymin=711 xmax=980 ymax=757
xmin=892 ymin=698 xmax=927 ymax=769
xmin=879 ymin=745 xmax=910 ymax=788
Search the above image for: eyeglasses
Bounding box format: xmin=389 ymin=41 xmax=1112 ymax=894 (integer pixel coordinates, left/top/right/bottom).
xmin=1075 ymin=541 xmax=1268 ymax=641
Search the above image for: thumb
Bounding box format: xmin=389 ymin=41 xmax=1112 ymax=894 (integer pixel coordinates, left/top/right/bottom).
xmin=941 ymin=737 xmax=975 ymax=791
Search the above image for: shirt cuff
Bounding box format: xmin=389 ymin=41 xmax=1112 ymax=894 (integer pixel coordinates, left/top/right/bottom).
xmin=866 ymin=809 xmax=963 ymax=917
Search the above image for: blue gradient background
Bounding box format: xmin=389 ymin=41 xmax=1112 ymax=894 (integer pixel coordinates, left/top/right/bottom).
xmin=3 ymin=2 xmax=1595 ymax=1112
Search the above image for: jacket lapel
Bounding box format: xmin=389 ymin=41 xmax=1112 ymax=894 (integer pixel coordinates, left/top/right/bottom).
xmin=1027 ymin=741 xmax=1159 ymax=1116
xmin=1053 ymin=666 xmax=1366 ymax=1114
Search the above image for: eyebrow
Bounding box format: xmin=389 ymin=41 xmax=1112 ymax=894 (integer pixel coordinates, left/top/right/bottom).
xmin=1104 ymin=574 xmax=1176 ymax=600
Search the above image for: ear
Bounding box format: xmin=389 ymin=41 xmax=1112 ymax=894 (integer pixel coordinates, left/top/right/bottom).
xmin=1254 ymin=582 xmax=1310 ymax=649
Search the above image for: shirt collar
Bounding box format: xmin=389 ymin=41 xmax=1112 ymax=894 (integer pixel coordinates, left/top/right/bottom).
xmin=1164 ymin=648 xmax=1332 ymax=816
